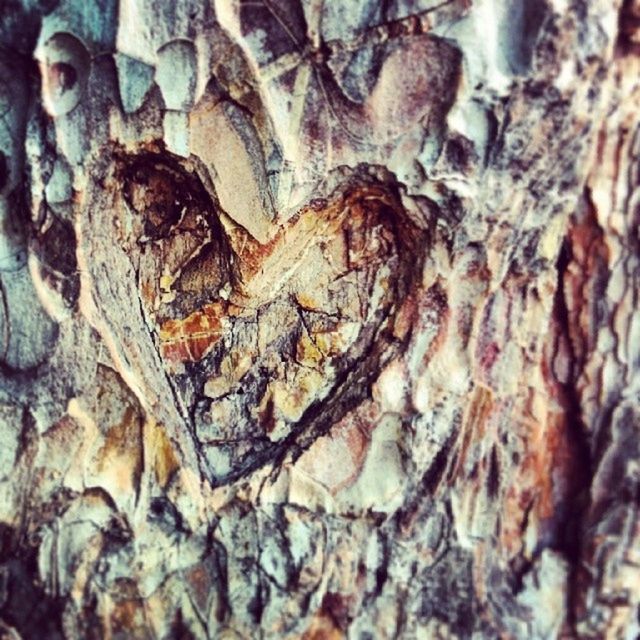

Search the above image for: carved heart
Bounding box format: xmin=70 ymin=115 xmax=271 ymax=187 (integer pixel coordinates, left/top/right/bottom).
xmin=80 ymin=148 xmax=427 ymax=483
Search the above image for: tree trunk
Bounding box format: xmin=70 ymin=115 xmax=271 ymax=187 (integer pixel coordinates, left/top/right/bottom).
xmin=0 ymin=1 xmax=638 ymax=638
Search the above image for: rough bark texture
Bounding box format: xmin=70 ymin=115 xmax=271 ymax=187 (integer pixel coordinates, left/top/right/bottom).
xmin=0 ymin=1 xmax=639 ymax=638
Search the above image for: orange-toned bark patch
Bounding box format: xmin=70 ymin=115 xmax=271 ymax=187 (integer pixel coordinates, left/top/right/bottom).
xmin=159 ymin=302 xmax=225 ymax=363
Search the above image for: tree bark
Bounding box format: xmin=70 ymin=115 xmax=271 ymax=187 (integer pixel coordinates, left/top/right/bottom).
xmin=0 ymin=1 xmax=638 ymax=638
